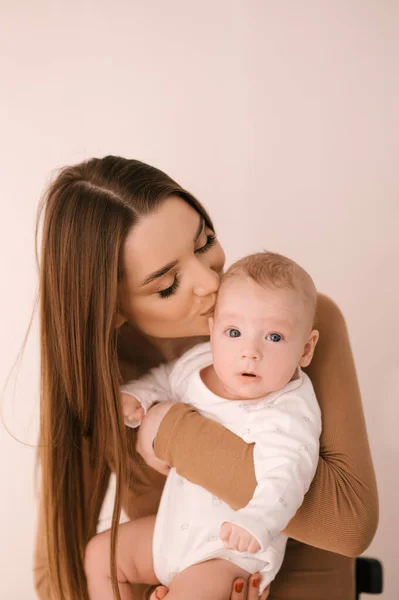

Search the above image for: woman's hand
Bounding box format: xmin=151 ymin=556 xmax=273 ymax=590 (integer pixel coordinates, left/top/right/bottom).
xmin=136 ymin=401 xmax=174 ymax=476
xmin=148 ymin=574 xmax=270 ymax=600
xmin=231 ymin=574 xmax=270 ymax=600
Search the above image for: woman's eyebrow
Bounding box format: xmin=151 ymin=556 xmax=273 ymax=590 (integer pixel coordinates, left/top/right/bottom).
xmin=140 ymin=215 xmax=204 ymax=287
xmin=194 ymin=216 xmax=205 ymax=244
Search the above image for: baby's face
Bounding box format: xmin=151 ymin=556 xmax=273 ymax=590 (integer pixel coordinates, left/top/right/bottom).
xmin=210 ymin=277 xmax=314 ymax=400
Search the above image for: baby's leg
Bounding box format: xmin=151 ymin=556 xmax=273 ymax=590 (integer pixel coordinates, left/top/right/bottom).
xmin=85 ymin=515 xmax=158 ymax=600
xmin=167 ymin=559 xmax=250 ymax=600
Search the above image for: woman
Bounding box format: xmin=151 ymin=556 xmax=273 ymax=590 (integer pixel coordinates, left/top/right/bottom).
xmin=34 ymin=156 xmax=378 ymax=600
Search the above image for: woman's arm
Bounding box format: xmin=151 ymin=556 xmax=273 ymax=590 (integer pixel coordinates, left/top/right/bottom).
xmin=154 ymin=294 xmax=378 ymax=556
xmin=282 ymin=294 xmax=378 ymax=555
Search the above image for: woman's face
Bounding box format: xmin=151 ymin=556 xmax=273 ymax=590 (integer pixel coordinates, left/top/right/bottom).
xmin=118 ymin=196 xmax=225 ymax=338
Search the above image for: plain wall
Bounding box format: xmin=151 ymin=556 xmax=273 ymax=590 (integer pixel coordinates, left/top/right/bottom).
xmin=1 ymin=1 xmax=398 ymax=598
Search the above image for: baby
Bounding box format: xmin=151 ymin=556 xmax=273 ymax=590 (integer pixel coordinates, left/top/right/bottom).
xmin=85 ymin=251 xmax=321 ymax=600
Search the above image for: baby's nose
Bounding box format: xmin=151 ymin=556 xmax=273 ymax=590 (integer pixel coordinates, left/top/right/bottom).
xmin=241 ymin=348 xmax=261 ymax=361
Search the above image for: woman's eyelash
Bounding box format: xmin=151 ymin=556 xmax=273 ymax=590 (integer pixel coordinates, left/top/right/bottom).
xmin=159 ymin=274 xmax=180 ymax=299
xmin=195 ymin=234 xmax=216 ymax=254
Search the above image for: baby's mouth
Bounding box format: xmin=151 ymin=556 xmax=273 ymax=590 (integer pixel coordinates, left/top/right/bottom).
xmin=238 ymin=372 xmax=259 ymax=378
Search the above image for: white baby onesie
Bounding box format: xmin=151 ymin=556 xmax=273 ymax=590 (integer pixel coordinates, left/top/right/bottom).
xmin=122 ymin=342 xmax=321 ymax=593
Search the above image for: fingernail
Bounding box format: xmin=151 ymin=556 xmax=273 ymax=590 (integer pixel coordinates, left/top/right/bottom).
xmin=235 ymin=581 xmax=244 ymax=593
xmin=252 ymin=576 xmax=260 ymax=588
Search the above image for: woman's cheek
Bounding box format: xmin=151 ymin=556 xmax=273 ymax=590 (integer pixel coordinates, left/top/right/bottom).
xmin=169 ymin=293 xmax=192 ymax=321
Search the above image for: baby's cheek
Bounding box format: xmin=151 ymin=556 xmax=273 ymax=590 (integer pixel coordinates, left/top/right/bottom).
xmin=215 ymin=346 xmax=234 ymax=370
xmin=213 ymin=350 xmax=232 ymax=378
xmin=273 ymin=360 xmax=297 ymax=388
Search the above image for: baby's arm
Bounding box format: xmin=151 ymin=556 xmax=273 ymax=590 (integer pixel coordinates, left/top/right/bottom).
xmin=221 ymin=377 xmax=321 ymax=553
xmin=121 ymin=362 xmax=177 ymax=476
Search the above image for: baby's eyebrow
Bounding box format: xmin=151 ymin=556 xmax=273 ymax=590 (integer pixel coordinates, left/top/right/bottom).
xmin=218 ymin=313 xmax=239 ymax=322
xmin=219 ymin=314 xmax=294 ymax=329
xmin=266 ymin=318 xmax=294 ymax=329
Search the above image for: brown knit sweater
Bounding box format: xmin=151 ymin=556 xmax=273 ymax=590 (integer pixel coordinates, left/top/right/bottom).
xmin=33 ymin=295 xmax=378 ymax=600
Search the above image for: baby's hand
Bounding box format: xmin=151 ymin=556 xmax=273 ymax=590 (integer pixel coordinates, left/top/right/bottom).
xmin=121 ymin=392 xmax=145 ymax=424
xmin=219 ymin=522 xmax=261 ymax=554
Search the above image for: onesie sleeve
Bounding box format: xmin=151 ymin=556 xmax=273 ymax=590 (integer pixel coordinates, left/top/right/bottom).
xmin=154 ymin=294 xmax=378 ymax=556
xmin=223 ymin=379 xmax=321 ymax=551
xmin=121 ymin=360 xmax=176 ymax=426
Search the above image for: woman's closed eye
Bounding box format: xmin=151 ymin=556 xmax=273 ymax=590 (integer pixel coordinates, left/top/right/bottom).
xmin=159 ymin=274 xmax=180 ymax=299
xmin=195 ymin=233 xmax=216 ymax=254
xmin=157 ymin=233 xmax=217 ymax=299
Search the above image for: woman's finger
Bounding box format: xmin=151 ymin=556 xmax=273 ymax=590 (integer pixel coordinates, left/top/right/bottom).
xmin=149 ymin=585 xmax=169 ymax=600
xmin=246 ymin=573 xmax=261 ymax=600
xmin=260 ymin=585 xmax=270 ymax=600
xmin=230 ymin=578 xmax=246 ymax=600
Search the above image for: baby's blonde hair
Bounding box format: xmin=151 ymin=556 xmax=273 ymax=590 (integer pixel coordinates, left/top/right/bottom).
xmin=222 ymin=251 xmax=317 ymax=327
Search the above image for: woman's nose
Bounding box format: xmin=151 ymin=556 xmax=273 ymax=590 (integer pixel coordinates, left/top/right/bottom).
xmin=241 ymin=348 xmax=262 ymax=361
xmin=193 ymin=261 xmax=220 ymax=297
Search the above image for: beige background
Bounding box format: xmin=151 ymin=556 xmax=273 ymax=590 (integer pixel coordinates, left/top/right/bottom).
xmin=1 ymin=1 xmax=398 ymax=598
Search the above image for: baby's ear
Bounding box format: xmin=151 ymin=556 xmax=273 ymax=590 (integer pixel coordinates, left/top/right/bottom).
xmin=208 ymin=317 xmax=214 ymax=337
xmin=299 ymin=329 xmax=319 ymax=368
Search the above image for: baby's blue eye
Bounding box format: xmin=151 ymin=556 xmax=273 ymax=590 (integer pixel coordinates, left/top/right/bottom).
xmin=227 ymin=329 xmax=241 ymax=338
xmin=267 ymin=333 xmax=282 ymax=342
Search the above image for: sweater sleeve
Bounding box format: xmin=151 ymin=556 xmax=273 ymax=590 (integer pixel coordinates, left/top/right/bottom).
xmin=154 ymin=294 xmax=378 ymax=557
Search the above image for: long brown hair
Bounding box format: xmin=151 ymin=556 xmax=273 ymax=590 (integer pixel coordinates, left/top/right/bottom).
xmin=37 ymin=156 xmax=213 ymax=599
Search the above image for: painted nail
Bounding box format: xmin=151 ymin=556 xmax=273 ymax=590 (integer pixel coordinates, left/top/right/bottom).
xmin=235 ymin=581 xmax=244 ymax=593
xmin=252 ymin=576 xmax=260 ymax=588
